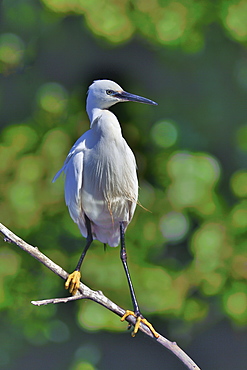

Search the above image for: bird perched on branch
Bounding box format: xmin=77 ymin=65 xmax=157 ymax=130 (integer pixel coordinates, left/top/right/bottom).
xmin=53 ymin=79 xmax=158 ymax=337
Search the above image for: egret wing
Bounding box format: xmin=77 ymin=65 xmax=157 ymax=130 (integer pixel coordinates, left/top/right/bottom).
xmin=53 ymin=138 xmax=87 ymax=237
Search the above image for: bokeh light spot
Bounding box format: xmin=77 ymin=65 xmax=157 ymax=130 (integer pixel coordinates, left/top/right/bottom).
xmin=140 ymin=267 xmax=181 ymax=312
xmin=230 ymin=202 xmax=247 ymax=229
xmin=160 ymin=212 xmax=189 ymax=242
xmin=74 ymin=343 xmax=101 ymax=366
xmin=41 ymin=129 xmax=70 ymax=159
xmin=151 ymin=120 xmax=178 ymax=148
xmin=166 ymin=152 xmax=220 ymax=212
xmin=236 ymin=125 xmax=247 ymax=151
xmin=78 ymin=301 xmax=123 ymax=331
xmin=167 ymin=152 xmax=220 ymax=186
xmin=17 ymin=155 xmax=44 ymax=182
xmin=156 ymin=2 xmax=187 ymax=44
xmin=72 ymin=362 xmax=95 ymax=370
xmin=223 ymin=0 xmax=247 ymax=41
xmin=0 ymin=33 xmax=24 ymax=70
xmin=230 ymin=170 xmax=247 ymax=198
xmin=3 ymin=125 xmax=38 ymax=154
xmin=8 ymin=181 xmax=37 ymax=212
xmin=41 ymin=0 xmax=134 ymax=43
xmin=191 ymin=223 xmax=226 ymax=272
xmin=226 ymin=292 xmax=247 ymax=316
xmin=37 ymin=83 xmax=68 ymax=114
xmin=85 ymin=2 xmax=134 ymax=43
xmin=183 ymin=298 xmax=208 ymax=321
xmin=201 ymin=272 xmax=226 ymax=296
xmin=44 ymin=320 xmax=70 ymax=343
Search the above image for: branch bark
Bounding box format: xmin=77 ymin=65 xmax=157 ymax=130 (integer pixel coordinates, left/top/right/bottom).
xmin=0 ymin=222 xmax=201 ymax=370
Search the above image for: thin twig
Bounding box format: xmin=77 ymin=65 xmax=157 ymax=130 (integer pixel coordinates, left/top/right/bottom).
xmin=0 ymin=222 xmax=201 ymax=370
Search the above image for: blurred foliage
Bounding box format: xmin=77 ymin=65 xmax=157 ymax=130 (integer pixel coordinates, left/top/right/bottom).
xmin=0 ymin=0 xmax=247 ymax=369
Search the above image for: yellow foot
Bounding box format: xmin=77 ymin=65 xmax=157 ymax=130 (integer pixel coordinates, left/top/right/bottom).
xmin=121 ymin=310 xmax=159 ymax=338
xmin=65 ymin=270 xmax=81 ymax=295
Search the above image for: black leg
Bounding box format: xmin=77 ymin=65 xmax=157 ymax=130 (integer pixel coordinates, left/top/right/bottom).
xmin=65 ymin=214 xmax=94 ymax=295
xmin=120 ymin=221 xmax=141 ymax=316
xmin=75 ymin=214 xmax=93 ymax=271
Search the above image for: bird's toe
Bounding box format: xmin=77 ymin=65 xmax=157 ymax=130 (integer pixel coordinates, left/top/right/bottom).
xmin=121 ymin=309 xmax=159 ymax=338
xmin=65 ymin=270 xmax=81 ymax=295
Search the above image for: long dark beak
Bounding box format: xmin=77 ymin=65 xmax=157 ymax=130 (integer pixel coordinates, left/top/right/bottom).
xmin=115 ymin=90 xmax=158 ymax=106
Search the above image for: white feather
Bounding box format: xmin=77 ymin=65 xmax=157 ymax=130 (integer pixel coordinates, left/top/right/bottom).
xmin=53 ymin=80 xmax=156 ymax=247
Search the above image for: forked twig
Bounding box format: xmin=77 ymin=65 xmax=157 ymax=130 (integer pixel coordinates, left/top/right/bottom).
xmin=0 ymin=222 xmax=201 ymax=370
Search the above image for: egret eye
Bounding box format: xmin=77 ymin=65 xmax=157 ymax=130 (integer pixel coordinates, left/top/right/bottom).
xmin=106 ymin=89 xmax=115 ymax=96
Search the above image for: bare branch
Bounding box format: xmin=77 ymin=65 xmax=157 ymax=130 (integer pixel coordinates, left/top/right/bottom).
xmin=31 ymin=295 xmax=85 ymax=306
xmin=0 ymin=222 xmax=201 ymax=370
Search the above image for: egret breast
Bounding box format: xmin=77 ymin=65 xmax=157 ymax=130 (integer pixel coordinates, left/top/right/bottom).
xmin=81 ymin=132 xmax=138 ymax=246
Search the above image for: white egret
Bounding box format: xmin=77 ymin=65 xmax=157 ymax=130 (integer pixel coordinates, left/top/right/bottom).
xmin=53 ymin=79 xmax=158 ymax=337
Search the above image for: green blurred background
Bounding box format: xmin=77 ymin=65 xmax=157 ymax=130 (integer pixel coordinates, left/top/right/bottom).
xmin=0 ymin=0 xmax=247 ymax=369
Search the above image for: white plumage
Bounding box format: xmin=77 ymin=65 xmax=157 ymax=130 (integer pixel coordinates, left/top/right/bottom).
xmin=53 ymin=80 xmax=156 ymax=247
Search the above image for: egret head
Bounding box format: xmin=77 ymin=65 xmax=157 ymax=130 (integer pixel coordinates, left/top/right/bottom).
xmin=86 ymin=80 xmax=157 ymax=113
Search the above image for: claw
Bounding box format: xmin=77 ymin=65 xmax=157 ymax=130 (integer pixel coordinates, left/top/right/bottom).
xmin=65 ymin=270 xmax=81 ymax=295
xmin=121 ymin=310 xmax=159 ymax=338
